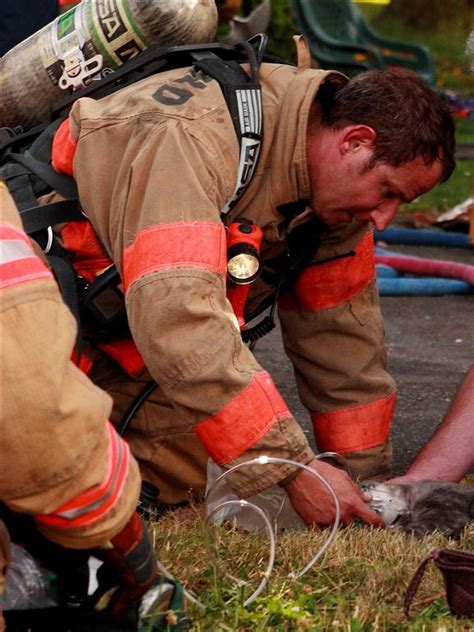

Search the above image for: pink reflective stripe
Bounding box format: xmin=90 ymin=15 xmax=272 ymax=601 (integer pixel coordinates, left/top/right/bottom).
xmin=311 ymin=392 xmax=396 ymax=455
xmin=0 ymin=223 xmax=52 ymax=289
xmin=35 ymin=423 xmax=130 ymax=529
xmin=194 ymin=371 xmax=290 ymax=465
xmin=1 ymin=223 xmax=31 ymax=247
xmin=122 ymin=221 xmax=227 ymax=292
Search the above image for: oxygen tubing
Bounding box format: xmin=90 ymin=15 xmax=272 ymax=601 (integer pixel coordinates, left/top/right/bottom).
xmin=154 ymin=457 xmax=341 ymax=610
xmin=374 ymin=228 xmax=473 ymax=248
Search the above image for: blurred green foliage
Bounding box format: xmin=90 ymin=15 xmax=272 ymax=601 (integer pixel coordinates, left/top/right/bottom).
xmin=262 ymin=0 xmax=297 ymax=62
xmin=219 ymin=1 xmax=473 ymax=91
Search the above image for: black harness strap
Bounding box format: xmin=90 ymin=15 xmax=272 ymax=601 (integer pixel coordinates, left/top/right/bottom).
xmin=20 ymin=199 xmax=84 ymax=234
xmin=8 ymin=152 xmax=78 ymax=200
xmin=1 ymin=118 xmax=85 ymax=357
xmin=47 ymin=253 xmax=81 ymax=325
xmin=1 ymin=117 xmax=79 ymax=221
xmin=1 ymin=162 xmax=38 ymax=211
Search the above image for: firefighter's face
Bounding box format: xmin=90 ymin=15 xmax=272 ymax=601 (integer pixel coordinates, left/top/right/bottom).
xmin=308 ymin=125 xmax=443 ymax=231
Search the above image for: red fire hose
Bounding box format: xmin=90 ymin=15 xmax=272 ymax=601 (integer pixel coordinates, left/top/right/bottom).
xmin=375 ymin=254 xmax=474 ymax=286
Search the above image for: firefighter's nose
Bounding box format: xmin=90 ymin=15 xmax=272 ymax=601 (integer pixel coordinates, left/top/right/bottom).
xmin=370 ymin=204 xmax=398 ymax=231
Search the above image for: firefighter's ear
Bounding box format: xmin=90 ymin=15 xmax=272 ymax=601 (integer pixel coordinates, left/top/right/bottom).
xmin=340 ymin=125 xmax=377 ymax=156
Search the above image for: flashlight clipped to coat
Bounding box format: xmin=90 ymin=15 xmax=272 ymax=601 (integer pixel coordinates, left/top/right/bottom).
xmin=226 ymin=218 xmax=263 ymax=328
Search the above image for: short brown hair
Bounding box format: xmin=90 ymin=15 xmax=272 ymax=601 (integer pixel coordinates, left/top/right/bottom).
xmin=319 ymin=69 xmax=455 ymax=182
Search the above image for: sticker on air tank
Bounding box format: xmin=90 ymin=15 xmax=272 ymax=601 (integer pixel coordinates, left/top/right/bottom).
xmin=91 ymin=0 xmax=147 ymax=65
xmin=40 ymin=4 xmax=104 ymax=90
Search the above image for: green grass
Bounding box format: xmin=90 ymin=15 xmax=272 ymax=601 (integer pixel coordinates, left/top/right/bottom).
xmin=148 ymin=506 xmax=474 ymax=631
xmin=455 ymin=119 xmax=474 ymax=146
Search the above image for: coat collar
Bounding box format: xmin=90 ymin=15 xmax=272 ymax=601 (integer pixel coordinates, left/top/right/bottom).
xmin=270 ymin=68 xmax=348 ymax=219
xmin=230 ymin=63 xmax=347 ymax=237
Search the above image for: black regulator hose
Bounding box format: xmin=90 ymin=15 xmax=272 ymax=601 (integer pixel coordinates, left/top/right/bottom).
xmin=117 ymin=380 xmax=158 ymax=437
xmin=241 ymin=315 xmax=276 ymax=344
xmin=116 ymin=380 xmax=161 ymax=514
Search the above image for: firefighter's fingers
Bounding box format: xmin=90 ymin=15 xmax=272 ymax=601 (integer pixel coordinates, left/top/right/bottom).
xmin=350 ymin=498 xmax=386 ymax=528
xmin=284 ymin=458 xmax=386 ymax=529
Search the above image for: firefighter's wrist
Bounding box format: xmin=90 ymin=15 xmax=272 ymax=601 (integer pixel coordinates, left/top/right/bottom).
xmin=278 ymin=451 xmax=316 ymax=488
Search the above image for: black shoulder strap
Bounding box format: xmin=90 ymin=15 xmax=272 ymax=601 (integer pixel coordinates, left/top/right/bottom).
xmin=2 ymin=138 xmax=83 ymax=258
xmin=52 ymin=37 xmax=268 ymax=217
xmin=192 ymin=37 xmax=265 ymax=214
xmin=1 ymin=117 xmax=80 ymax=223
xmin=1 ymin=119 xmax=85 ymax=355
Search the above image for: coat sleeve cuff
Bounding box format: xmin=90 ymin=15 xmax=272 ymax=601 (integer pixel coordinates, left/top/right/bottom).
xmin=219 ymin=416 xmax=315 ymax=498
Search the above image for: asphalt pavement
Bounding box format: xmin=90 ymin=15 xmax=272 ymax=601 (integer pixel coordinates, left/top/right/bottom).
xmin=253 ymin=242 xmax=473 ymax=476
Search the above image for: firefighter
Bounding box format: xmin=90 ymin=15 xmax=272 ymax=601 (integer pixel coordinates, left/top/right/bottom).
xmin=0 ymin=181 xmax=158 ymax=629
xmin=44 ymin=38 xmax=454 ymax=528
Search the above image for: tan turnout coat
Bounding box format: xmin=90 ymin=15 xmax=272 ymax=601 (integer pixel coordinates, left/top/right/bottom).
xmin=0 ymin=183 xmax=140 ymax=625
xmin=50 ymin=44 xmax=396 ymax=501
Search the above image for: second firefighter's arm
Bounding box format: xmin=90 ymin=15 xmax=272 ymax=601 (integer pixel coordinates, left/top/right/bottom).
xmin=0 ymin=182 xmax=141 ymax=550
xmin=389 ymin=365 xmax=474 ymax=484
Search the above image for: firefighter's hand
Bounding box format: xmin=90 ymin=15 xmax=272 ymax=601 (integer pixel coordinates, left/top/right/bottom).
xmin=386 ymin=474 xmax=421 ymax=486
xmin=282 ymin=459 xmax=385 ymax=528
xmin=93 ymin=512 xmax=157 ymax=615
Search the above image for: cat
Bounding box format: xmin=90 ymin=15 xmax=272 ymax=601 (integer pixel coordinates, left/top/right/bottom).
xmin=363 ymin=481 xmax=474 ymax=539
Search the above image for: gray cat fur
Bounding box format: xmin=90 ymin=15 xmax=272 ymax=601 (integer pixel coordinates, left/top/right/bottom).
xmin=392 ymin=481 xmax=473 ymax=539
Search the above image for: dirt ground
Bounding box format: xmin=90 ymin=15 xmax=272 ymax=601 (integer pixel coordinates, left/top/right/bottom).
xmin=253 ymin=241 xmax=473 ymax=476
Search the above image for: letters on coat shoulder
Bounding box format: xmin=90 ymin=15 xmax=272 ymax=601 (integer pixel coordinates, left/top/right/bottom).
xmin=153 ymin=69 xmax=213 ymax=106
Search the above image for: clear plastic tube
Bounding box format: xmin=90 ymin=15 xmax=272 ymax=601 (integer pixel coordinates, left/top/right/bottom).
xmin=205 ymin=456 xmax=341 ymax=586
xmin=155 ymin=455 xmax=341 ymax=609
xmin=205 ymin=499 xmax=276 ymax=607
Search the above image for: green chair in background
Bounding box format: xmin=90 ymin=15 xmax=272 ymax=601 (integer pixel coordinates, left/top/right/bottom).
xmin=292 ymin=0 xmax=436 ymax=84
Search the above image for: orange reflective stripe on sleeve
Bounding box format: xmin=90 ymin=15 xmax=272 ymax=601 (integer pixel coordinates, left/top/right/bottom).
xmin=35 ymin=423 xmax=130 ymax=529
xmin=194 ymin=371 xmax=290 ymax=464
xmin=123 ymin=221 xmax=227 ymax=292
xmin=311 ymin=392 xmax=396 ymax=455
xmin=0 ymin=223 xmax=52 ymax=289
xmin=52 ymin=118 xmax=77 ymax=177
xmin=279 ymin=230 xmax=375 ymax=312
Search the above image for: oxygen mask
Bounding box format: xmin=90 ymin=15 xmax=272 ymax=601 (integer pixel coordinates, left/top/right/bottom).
xmin=360 ymin=481 xmax=409 ymax=526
